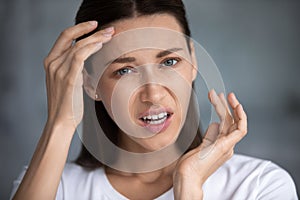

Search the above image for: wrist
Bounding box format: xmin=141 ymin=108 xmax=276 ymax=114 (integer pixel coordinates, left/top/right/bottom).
xmin=44 ymin=119 xmax=76 ymax=138
xmin=173 ymin=174 xmax=204 ymax=200
xmin=173 ymin=169 xmax=205 ymax=187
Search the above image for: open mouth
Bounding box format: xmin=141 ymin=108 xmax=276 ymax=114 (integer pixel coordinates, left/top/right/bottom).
xmin=140 ymin=112 xmax=171 ymax=125
xmin=138 ymin=109 xmax=173 ymax=134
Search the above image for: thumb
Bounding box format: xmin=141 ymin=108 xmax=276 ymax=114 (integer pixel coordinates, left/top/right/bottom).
xmin=198 ymin=123 xmax=220 ymax=159
xmin=202 ymin=122 xmax=220 ymax=147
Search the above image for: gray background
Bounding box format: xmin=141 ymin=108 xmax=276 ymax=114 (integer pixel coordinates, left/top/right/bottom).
xmin=0 ymin=0 xmax=299 ymax=199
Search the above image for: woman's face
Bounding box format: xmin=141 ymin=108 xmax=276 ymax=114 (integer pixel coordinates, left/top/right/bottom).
xmin=94 ymin=14 xmax=197 ymax=152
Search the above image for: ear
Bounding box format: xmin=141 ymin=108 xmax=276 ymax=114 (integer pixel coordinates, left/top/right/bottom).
xmin=189 ymin=40 xmax=198 ymax=81
xmin=83 ymin=68 xmax=101 ymax=101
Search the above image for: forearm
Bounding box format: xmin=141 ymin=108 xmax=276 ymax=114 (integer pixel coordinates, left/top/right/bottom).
xmin=12 ymin=122 xmax=75 ymax=200
xmin=173 ymin=175 xmax=203 ymax=200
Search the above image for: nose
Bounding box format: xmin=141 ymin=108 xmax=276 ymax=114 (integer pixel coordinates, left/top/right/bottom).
xmin=139 ymin=83 xmax=167 ymax=103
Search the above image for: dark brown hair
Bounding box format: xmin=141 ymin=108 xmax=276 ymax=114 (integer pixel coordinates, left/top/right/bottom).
xmin=74 ymin=0 xmax=202 ymax=169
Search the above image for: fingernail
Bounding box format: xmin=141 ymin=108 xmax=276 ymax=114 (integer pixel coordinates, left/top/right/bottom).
xmin=103 ymin=26 xmax=114 ymax=33
xmin=89 ymin=21 xmax=98 ymax=26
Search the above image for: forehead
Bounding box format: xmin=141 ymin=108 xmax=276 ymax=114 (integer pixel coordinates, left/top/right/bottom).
xmin=111 ymin=14 xmax=183 ymax=34
xmin=90 ymin=28 xmax=190 ymax=69
xmin=85 ymin=14 xmax=190 ymax=78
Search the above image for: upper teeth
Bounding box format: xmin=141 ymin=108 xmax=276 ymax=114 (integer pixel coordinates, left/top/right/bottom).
xmin=142 ymin=112 xmax=168 ymax=121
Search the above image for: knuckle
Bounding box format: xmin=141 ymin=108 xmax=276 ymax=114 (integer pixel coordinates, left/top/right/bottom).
xmin=56 ymin=68 xmax=65 ymax=80
xmin=72 ymin=42 xmax=85 ymax=54
xmin=61 ymin=28 xmax=72 ymax=38
xmin=72 ymin=44 xmax=79 ymax=51
xmin=216 ymin=140 xmax=228 ymax=154
xmin=66 ymin=76 xmax=75 ymax=86
xmin=73 ymin=52 xmax=84 ymax=62
xmin=48 ymin=60 xmax=60 ymax=74
xmin=43 ymin=57 xmax=49 ymax=67
xmin=73 ymin=40 xmax=83 ymax=49
xmin=43 ymin=57 xmax=51 ymax=70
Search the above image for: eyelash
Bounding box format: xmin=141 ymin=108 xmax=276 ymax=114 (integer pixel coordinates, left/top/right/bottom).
xmin=114 ymin=57 xmax=182 ymax=76
xmin=161 ymin=57 xmax=181 ymax=67
xmin=115 ymin=67 xmax=134 ymax=76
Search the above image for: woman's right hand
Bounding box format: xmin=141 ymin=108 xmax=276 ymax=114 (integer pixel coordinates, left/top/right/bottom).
xmin=43 ymin=21 xmax=114 ymax=130
xmin=12 ymin=21 xmax=115 ymax=200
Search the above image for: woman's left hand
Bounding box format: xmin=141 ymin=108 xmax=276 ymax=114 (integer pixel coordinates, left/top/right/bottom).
xmin=173 ymin=89 xmax=248 ymax=199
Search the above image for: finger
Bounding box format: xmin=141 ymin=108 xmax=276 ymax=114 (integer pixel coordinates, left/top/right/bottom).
xmin=209 ymin=89 xmax=227 ymax=122
xmin=65 ymin=29 xmax=115 ymax=77
xmin=46 ymin=21 xmax=98 ymax=64
xmin=53 ymin=27 xmax=114 ymax=83
xmin=219 ymin=93 xmax=232 ymax=117
xmin=236 ymin=104 xmax=247 ymax=132
xmin=228 ymin=92 xmax=240 ymax=109
xmin=67 ymin=42 xmax=104 ymax=83
xmin=197 ymin=135 xmax=234 ymax=175
xmin=73 ymin=26 xmax=114 ymax=50
xmin=61 ymin=26 xmax=114 ymax=73
xmin=219 ymin=92 xmax=235 ymax=133
xmin=209 ymin=89 xmax=233 ymax=135
xmin=53 ymin=42 xmax=103 ymax=83
xmin=68 ymin=26 xmax=114 ymax=70
xmin=186 ymin=123 xmax=219 ymax=159
xmin=202 ymin=123 xmax=219 ymax=147
xmin=228 ymin=92 xmax=240 ymax=123
xmin=225 ymin=104 xmax=248 ymax=145
xmin=46 ymin=25 xmax=113 ymax=78
xmin=46 ymin=23 xmax=109 ymax=74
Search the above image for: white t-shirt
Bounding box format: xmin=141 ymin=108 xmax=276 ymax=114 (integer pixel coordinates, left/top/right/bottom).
xmin=10 ymin=154 xmax=298 ymax=200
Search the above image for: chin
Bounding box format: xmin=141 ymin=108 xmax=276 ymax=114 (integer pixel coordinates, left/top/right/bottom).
xmin=137 ymin=130 xmax=179 ymax=152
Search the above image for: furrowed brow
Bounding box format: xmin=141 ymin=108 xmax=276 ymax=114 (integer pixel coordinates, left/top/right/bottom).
xmin=111 ymin=57 xmax=136 ymax=64
xmin=106 ymin=47 xmax=183 ymax=65
xmin=156 ymin=48 xmax=183 ymax=58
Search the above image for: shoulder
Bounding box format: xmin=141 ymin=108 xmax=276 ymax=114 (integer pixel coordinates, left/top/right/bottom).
xmin=225 ymin=154 xmax=296 ymax=186
xmin=62 ymin=162 xmax=94 ymax=177
xmin=59 ymin=162 xmax=106 ymax=199
xmin=10 ymin=163 xmax=105 ymax=200
xmin=203 ymin=154 xmax=298 ymax=199
xmin=61 ymin=162 xmax=103 ymax=187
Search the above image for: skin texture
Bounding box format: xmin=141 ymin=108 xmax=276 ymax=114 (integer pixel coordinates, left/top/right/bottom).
xmin=12 ymin=14 xmax=247 ymax=200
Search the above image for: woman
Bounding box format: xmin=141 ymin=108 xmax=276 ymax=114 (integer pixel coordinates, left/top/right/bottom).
xmin=10 ymin=0 xmax=297 ymax=199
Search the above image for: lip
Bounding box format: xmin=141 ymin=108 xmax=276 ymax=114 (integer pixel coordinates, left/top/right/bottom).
xmin=138 ymin=107 xmax=173 ymax=119
xmin=137 ymin=107 xmax=174 ymax=134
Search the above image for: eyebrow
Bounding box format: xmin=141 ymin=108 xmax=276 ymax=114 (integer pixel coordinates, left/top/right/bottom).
xmin=109 ymin=47 xmax=183 ymax=64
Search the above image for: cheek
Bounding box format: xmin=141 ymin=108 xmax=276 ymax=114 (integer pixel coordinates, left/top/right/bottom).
xmin=178 ymin=63 xmax=195 ymax=85
xmin=99 ymin=78 xmax=137 ymax=123
xmin=97 ymin=80 xmax=116 ymax=116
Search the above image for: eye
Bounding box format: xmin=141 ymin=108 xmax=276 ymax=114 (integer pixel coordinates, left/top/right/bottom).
xmin=116 ymin=67 xmax=134 ymax=76
xmin=161 ymin=58 xmax=180 ymax=67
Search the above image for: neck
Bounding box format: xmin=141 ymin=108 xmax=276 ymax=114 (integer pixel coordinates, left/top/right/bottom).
xmin=105 ymin=161 xmax=177 ymax=184
xmin=104 ymin=163 xmax=176 ymax=200
xmin=106 ymin=131 xmax=178 ymax=184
